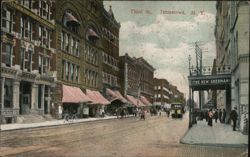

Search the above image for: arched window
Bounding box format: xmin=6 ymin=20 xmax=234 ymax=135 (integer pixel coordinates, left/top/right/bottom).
xmin=62 ymin=11 xmax=80 ymax=33
xmin=86 ymin=27 xmax=100 ymax=44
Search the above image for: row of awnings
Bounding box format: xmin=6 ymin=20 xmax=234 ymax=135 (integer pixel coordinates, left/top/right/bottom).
xmin=62 ymin=85 xmax=152 ymax=107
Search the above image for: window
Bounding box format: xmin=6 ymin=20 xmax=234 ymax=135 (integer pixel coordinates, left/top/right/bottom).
xmin=70 ymin=37 xmax=74 ymax=54
xmin=38 ymin=55 xmax=42 ymax=74
xmin=20 ymin=17 xmax=25 ymax=38
xmin=2 ymin=43 xmax=12 ymax=67
xmin=20 ymin=47 xmax=25 ymax=70
xmin=63 ymin=11 xmax=80 ymax=33
xmin=65 ymin=33 xmax=69 ymax=51
xmin=38 ymin=1 xmax=50 ymax=20
xmin=65 ymin=61 xmax=69 ymax=80
xmin=76 ymin=40 xmax=79 ymax=56
xmin=61 ymin=31 xmax=64 ymax=50
xmin=19 ymin=0 xmax=32 ymax=9
xmin=4 ymin=79 xmax=13 ymax=108
xmin=62 ymin=60 xmax=65 ymax=79
xmin=2 ymin=8 xmax=12 ymax=33
xmin=24 ymin=50 xmax=32 ymax=72
xmin=75 ymin=66 xmax=79 ymax=83
xmin=70 ymin=64 xmax=74 ymax=81
xmin=38 ymin=26 xmax=50 ymax=48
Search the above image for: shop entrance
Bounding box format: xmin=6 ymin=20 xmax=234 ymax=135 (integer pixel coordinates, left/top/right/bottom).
xmin=19 ymin=81 xmax=31 ymax=115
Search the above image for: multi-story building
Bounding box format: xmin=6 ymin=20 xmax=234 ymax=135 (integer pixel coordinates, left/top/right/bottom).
xmin=1 ymin=0 xmax=120 ymax=122
xmin=153 ymin=78 xmax=171 ymax=108
xmin=136 ymin=57 xmax=155 ymax=104
xmin=1 ymin=0 xmax=57 ymax=123
xmin=169 ymin=84 xmax=185 ymax=104
xmin=100 ymin=6 xmax=127 ymax=112
xmin=101 ymin=6 xmax=120 ymax=91
xmin=119 ymin=53 xmax=153 ymax=107
xmin=215 ymin=1 xmax=249 ymax=133
xmin=53 ymin=0 xmax=112 ymax=118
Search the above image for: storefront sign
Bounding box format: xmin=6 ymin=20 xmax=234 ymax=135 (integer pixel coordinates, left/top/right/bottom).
xmin=190 ymin=77 xmax=230 ymax=86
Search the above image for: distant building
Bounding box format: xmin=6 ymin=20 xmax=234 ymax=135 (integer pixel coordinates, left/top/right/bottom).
xmin=153 ymin=78 xmax=171 ymax=107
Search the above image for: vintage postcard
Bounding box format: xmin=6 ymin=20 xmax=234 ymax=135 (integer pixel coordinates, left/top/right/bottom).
xmin=0 ymin=0 xmax=249 ymax=157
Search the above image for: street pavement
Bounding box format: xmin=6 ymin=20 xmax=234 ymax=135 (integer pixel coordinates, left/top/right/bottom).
xmin=181 ymin=118 xmax=248 ymax=147
xmin=0 ymin=112 xmax=248 ymax=157
xmin=0 ymin=115 xmax=119 ymax=131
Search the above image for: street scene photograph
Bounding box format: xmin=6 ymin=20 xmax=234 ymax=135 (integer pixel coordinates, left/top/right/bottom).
xmin=0 ymin=0 xmax=249 ymax=157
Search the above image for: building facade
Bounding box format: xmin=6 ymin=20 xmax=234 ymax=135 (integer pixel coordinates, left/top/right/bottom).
xmin=119 ymin=53 xmax=154 ymax=107
xmin=1 ymin=0 xmax=57 ymax=123
xmin=53 ymin=0 xmax=115 ymax=118
xmin=136 ymin=57 xmax=155 ymax=104
xmin=101 ymin=6 xmax=122 ymax=100
xmin=215 ymin=1 xmax=249 ymax=133
xmin=153 ymin=78 xmax=171 ymax=107
xmin=0 ymin=0 xmax=119 ymax=122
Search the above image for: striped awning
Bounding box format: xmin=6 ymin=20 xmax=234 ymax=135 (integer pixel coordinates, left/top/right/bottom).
xmin=86 ymin=89 xmax=110 ymax=105
xmin=62 ymin=85 xmax=92 ymax=103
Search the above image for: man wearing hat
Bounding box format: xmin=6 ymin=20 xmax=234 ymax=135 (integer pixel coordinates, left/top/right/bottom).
xmin=230 ymin=107 xmax=238 ymax=131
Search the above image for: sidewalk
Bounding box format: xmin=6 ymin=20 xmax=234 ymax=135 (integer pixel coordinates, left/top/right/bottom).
xmin=0 ymin=115 xmax=125 ymax=131
xmin=180 ymin=119 xmax=248 ymax=147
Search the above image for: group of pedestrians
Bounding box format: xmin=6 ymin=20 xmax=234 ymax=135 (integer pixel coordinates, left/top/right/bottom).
xmin=206 ymin=107 xmax=238 ymax=131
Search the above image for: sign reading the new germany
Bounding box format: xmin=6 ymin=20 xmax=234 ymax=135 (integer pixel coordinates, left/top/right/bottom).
xmin=190 ymin=77 xmax=231 ymax=86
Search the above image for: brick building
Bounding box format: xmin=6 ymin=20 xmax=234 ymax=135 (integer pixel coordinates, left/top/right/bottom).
xmin=1 ymin=0 xmax=57 ymax=123
xmin=53 ymin=0 xmax=113 ymax=118
xmin=119 ymin=53 xmax=154 ymax=107
xmin=153 ymin=78 xmax=171 ymax=108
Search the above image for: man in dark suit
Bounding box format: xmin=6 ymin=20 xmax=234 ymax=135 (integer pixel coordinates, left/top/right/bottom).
xmin=230 ymin=107 xmax=238 ymax=131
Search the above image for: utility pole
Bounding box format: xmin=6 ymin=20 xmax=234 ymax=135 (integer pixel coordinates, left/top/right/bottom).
xmin=188 ymin=55 xmax=192 ymax=128
xmin=195 ymin=42 xmax=203 ymax=110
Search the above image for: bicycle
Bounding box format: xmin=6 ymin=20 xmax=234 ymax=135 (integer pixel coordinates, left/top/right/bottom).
xmin=63 ymin=113 xmax=77 ymax=123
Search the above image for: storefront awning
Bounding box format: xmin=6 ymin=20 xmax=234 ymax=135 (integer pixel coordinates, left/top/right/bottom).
xmin=126 ymin=95 xmax=145 ymax=107
xmin=62 ymin=85 xmax=92 ymax=103
xmin=114 ymin=90 xmax=128 ymax=103
xmin=140 ymin=96 xmax=152 ymax=106
xmin=86 ymin=89 xmax=110 ymax=105
xmin=106 ymin=88 xmax=127 ymax=103
xmin=64 ymin=12 xmax=80 ymax=26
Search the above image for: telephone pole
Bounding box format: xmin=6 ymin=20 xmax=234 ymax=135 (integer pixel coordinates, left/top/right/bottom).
xmin=195 ymin=42 xmax=203 ymax=110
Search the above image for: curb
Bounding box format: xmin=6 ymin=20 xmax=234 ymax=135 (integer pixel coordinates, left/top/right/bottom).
xmin=179 ymin=126 xmax=191 ymax=143
xmin=180 ymin=140 xmax=248 ymax=148
xmin=0 ymin=116 xmax=136 ymax=132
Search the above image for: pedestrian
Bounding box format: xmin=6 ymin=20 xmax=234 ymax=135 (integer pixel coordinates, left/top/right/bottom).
xmin=205 ymin=110 xmax=209 ymax=122
xmin=208 ymin=109 xmax=213 ymax=126
xmin=222 ymin=109 xmax=226 ymax=123
xmin=230 ymin=107 xmax=238 ymax=131
xmin=140 ymin=108 xmax=146 ymax=120
xmin=166 ymin=109 xmax=170 ymax=117
xmin=218 ymin=109 xmax=222 ymax=122
xmin=214 ymin=109 xmax=218 ymax=123
xmin=120 ymin=108 xmax=125 ymax=119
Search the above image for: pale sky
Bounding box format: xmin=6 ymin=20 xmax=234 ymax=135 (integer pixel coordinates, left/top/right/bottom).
xmin=104 ymin=1 xmax=217 ymax=101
